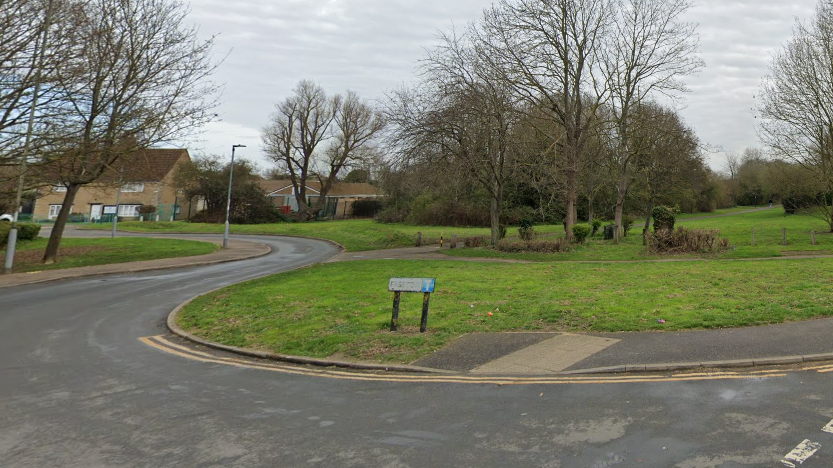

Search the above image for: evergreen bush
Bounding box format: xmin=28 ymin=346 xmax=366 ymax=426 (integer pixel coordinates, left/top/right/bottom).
xmin=652 ymin=206 xmax=677 ymax=232
xmin=572 ymin=224 xmax=591 ymax=244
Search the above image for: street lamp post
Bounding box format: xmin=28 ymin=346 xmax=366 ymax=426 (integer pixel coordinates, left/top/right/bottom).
xmin=223 ymin=144 xmax=246 ymax=249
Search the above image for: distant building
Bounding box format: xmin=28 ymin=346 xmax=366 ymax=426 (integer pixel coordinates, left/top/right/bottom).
xmin=33 ymin=148 xmax=192 ymax=222
xmin=260 ymin=180 xmax=381 ymax=219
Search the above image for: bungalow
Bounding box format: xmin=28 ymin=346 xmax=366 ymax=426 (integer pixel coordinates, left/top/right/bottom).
xmin=34 ymin=148 xmax=192 ymax=222
xmin=259 ymin=179 xmax=381 ymax=219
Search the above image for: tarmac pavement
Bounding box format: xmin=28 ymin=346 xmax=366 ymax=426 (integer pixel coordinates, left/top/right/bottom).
xmin=4 ymin=233 xmax=833 ymax=376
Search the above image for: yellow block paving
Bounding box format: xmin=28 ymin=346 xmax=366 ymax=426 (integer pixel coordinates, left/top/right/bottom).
xmin=471 ymin=333 xmax=620 ymax=374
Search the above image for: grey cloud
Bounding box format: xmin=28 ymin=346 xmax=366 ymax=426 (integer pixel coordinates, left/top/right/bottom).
xmin=183 ymin=0 xmax=819 ymax=170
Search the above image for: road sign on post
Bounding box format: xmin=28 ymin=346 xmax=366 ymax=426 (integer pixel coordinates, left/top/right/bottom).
xmin=388 ymin=277 xmax=435 ymax=332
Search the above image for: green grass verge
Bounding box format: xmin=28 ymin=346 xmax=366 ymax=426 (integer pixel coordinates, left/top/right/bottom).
xmin=444 ymin=208 xmax=833 ymax=261
xmin=87 ymin=219 xmax=491 ymax=252
xmin=0 ymin=237 xmax=218 ymax=273
xmin=99 ymin=207 xmax=831 ymax=262
xmin=177 ymin=257 xmax=833 ymax=364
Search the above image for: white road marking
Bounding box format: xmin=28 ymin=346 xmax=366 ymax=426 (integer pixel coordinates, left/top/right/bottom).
xmin=781 ymin=440 xmax=821 ymax=467
xmin=823 ymin=419 xmax=833 ymax=434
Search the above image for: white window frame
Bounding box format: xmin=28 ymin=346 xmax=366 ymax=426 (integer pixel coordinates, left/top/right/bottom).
xmin=117 ymin=205 xmax=141 ymax=217
xmin=120 ymin=183 xmax=145 ymax=193
xmin=48 ymin=204 xmax=62 ymax=219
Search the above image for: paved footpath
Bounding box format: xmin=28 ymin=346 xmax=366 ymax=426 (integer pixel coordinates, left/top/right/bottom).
xmin=4 ymin=232 xmax=833 ymax=375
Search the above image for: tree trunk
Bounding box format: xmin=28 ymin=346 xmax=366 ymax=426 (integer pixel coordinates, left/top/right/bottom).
xmin=43 ymin=184 xmax=81 ymax=264
xmin=643 ymin=198 xmax=654 ymax=232
xmin=489 ymin=180 xmax=503 ymax=246
xmin=490 ymin=196 xmax=501 ymax=246
xmin=564 ymin=148 xmax=578 ymax=240
xmin=614 ymin=173 xmax=627 ymax=239
xmin=588 ymin=193 xmax=594 ymax=224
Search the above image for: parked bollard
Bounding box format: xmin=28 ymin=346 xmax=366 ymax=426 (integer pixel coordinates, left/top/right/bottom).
xmin=812 ymin=231 xmax=816 ymax=245
xmin=751 ymin=227 xmax=755 ymax=246
xmin=416 ymin=232 xmax=422 ymax=247
xmin=450 ymin=235 xmax=457 ymax=249
xmin=782 ymin=227 xmax=787 ymax=246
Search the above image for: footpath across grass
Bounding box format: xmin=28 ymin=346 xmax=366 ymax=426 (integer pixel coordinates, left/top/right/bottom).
xmin=0 ymin=237 xmax=218 ymax=273
xmin=178 ymin=257 xmax=833 ymax=364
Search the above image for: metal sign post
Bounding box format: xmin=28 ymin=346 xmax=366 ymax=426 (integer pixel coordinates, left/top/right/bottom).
xmin=388 ymin=277 xmax=435 ymax=333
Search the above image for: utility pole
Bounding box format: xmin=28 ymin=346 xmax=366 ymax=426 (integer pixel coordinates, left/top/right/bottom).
xmin=223 ymin=144 xmax=246 ymax=249
xmin=4 ymin=2 xmax=51 ymax=274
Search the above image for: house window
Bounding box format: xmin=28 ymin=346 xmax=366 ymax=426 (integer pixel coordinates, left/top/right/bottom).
xmin=52 ymin=185 xmax=67 ymax=192
xmin=48 ymin=205 xmax=62 ymax=219
xmin=120 ymin=183 xmax=145 ymax=193
xmin=117 ymin=205 xmax=141 ymax=217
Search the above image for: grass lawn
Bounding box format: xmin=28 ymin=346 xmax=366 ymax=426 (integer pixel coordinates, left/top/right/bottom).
xmin=676 ymin=205 xmax=768 ymax=219
xmin=174 ymin=207 xmax=833 ymax=363
xmin=0 ymin=237 xmax=218 ymax=273
xmin=445 ymin=208 xmax=833 ymax=261
xmin=90 ymin=219 xmax=491 ymax=252
xmin=101 ymin=207 xmax=832 ymax=262
xmin=177 ymin=257 xmax=833 ymax=364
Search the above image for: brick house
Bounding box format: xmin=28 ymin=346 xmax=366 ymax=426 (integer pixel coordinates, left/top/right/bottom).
xmin=260 ymin=179 xmax=381 ymax=219
xmin=33 ymin=148 xmax=192 ymax=222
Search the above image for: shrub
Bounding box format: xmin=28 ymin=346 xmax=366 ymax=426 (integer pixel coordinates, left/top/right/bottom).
xmin=375 ymin=206 xmax=409 ymax=223
xmin=591 ymin=219 xmax=602 ymax=236
xmin=499 ymin=224 xmax=507 ymax=239
xmin=18 ymin=223 xmax=41 ymax=240
xmin=496 ymin=238 xmax=570 ymax=253
xmin=572 ymin=224 xmax=591 ymax=244
xmin=0 ymin=222 xmax=9 ymax=248
xmin=464 ymin=236 xmax=487 ymax=248
xmin=351 ymin=199 xmax=383 ymax=218
xmin=783 ymin=193 xmax=831 ymax=214
xmin=622 ymin=215 xmax=635 ymax=236
xmin=138 ymin=205 xmax=157 ymax=215
xmin=652 ymin=206 xmax=677 ymax=232
xmin=406 ymin=195 xmax=490 ymax=226
xmin=0 ymin=222 xmax=40 ymax=248
xmin=603 ymin=224 xmax=616 ymax=240
xmin=647 ymin=227 xmax=730 ymax=254
xmin=502 ymin=205 xmax=538 ymax=226
xmin=518 ymin=218 xmax=536 ymax=241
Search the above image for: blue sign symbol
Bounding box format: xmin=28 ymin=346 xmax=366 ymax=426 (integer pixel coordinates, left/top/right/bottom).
xmin=421 ymin=278 xmax=435 ymax=293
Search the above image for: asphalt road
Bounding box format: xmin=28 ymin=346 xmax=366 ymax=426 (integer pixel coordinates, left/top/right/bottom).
xmin=3 ymin=234 xmax=833 ymax=467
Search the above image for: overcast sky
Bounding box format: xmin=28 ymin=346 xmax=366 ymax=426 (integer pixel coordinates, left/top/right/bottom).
xmin=179 ymin=0 xmax=819 ymax=173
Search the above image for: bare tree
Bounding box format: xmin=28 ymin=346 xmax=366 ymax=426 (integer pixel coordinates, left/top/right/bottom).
xmin=0 ymin=0 xmax=48 ymax=159
xmin=387 ymin=27 xmax=520 ymax=245
xmin=41 ymin=0 xmax=220 ymax=263
xmin=723 ymin=151 xmax=741 ymax=206
xmin=758 ymin=0 xmax=833 ymax=231
xmin=630 ymin=103 xmax=701 ymax=231
xmin=262 ymin=80 xmax=384 ymax=221
xmin=601 ymin=0 xmax=703 ymax=236
xmin=476 ymin=0 xmax=611 ymax=238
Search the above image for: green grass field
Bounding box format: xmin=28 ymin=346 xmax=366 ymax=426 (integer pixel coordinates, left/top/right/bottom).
xmin=0 ymin=237 xmax=218 ymax=273
xmin=175 ymin=206 xmax=833 ymax=364
xmin=178 ymin=257 xmax=833 ymax=363
xmin=105 ymin=207 xmax=831 ymax=261
xmin=95 ymin=219 xmax=491 ymax=252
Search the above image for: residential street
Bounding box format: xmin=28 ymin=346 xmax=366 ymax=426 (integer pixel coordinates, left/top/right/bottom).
xmin=3 ymin=235 xmax=833 ymax=467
